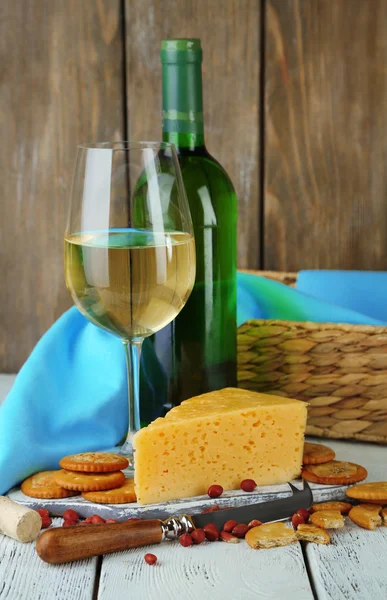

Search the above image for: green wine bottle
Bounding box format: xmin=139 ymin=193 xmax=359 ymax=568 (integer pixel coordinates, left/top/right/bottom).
xmin=140 ymin=38 xmax=237 ymax=423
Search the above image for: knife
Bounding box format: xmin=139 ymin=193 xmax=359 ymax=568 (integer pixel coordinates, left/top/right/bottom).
xmin=36 ymin=480 xmax=312 ymax=564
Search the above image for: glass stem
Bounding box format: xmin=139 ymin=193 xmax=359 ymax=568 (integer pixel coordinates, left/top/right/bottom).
xmin=120 ymin=338 xmax=143 ymax=458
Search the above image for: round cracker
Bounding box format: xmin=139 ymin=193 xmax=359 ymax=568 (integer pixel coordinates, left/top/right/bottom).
xmin=301 ymin=460 xmax=368 ymax=485
xmin=310 ymin=501 xmax=352 ymax=514
xmin=246 ymin=522 xmax=297 ymax=549
xmin=60 ymin=452 xmax=129 ymax=473
xmin=21 ymin=470 xmax=80 ymax=499
xmin=302 ymin=442 xmax=335 ymax=465
xmin=54 ymin=469 xmax=125 ymax=492
xmin=346 ymin=482 xmax=387 ymax=503
xmin=82 ymin=478 xmax=136 ymax=504
xmin=296 ymin=524 xmax=330 ymax=545
xmin=348 ymin=504 xmax=383 ymax=530
xmin=309 ymin=510 xmax=345 ymax=529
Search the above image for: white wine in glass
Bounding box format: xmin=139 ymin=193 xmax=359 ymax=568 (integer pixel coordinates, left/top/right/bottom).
xmin=65 ymin=230 xmax=194 ymax=339
xmin=64 ymin=142 xmax=195 ymax=461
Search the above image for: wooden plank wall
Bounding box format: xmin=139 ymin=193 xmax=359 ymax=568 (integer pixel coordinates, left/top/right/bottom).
xmin=0 ymin=0 xmax=125 ymax=372
xmin=124 ymin=0 xmax=261 ymax=269
xmin=2 ymin=0 xmax=387 ymax=372
xmin=265 ymin=0 xmax=387 ymax=271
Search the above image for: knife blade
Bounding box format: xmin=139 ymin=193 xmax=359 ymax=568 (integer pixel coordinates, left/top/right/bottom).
xmin=36 ymin=480 xmax=313 ymax=564
xmin=193 ymin=480 xmax=313 ymax=529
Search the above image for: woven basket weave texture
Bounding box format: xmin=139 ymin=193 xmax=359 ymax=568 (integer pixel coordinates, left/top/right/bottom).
xmin=237 ymin=272 xmax=387 ymax=444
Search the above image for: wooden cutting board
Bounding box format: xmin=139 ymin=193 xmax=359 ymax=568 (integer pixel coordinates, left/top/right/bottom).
xmin=7 ymin=471 xmax=350 ymax=522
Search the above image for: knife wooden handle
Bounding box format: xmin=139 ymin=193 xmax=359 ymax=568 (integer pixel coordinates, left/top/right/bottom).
xmin=36 ymin=520 xmax=163 ymax=564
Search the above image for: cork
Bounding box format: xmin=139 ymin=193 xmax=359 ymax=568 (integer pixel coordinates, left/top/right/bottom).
xmin=0 ymin=496 xmax=42 ymax=543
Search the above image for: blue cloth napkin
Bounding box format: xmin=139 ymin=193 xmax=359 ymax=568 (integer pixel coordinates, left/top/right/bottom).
xmin=237 ymin=271 xmax=387 ymax=327
xmin=1 ymin=270 xmax=387 ymax=494
xmin=296 ymin=270 xmax=387 ymax=323
xmin=0 ymin=309 xmax=128 ymax=495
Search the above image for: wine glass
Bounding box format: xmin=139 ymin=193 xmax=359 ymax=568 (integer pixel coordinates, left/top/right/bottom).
xmin=64 ymin=142 xmax=195 ymax=462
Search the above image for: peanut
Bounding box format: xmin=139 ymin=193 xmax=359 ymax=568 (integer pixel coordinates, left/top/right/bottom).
xmin=144 ymin=553 xmax=157 ymax=565
xmin=240 ymin=479 xmax=257 ymax=492
xmin=84 ymin=516 xmax=94 ymax=523
xmin=291 ymin=513 xmax=305 ymax=529
xmin=90 ymin=515 xmax=105 ymax=524
xmin=220 ymin=530 xmax=239 ymax=543
xmin=207 ymin=485 xmax=223 ymax=499
xmin=204 ymin=523 xmax=219 ymax=541
xmin=248 ymin=519 xmax=262 ymax=529
xmin=231 ymin=524 xmax=249 ymax=538
xmin=202 ymin=504 xmax=220 ymax=513
xmin=41 ymin=516 xmax=52 ymax=529
xmin=179 ymin=533 xmax=193 ymax=547
xmin=63 ymin=509 xmax=79 ymax=522
xmin=223 ymin=519 xmax=238 ymax=533
xmin=62 ymin=519 xmax=77 ymax=527
xmin=191 ymin=529 xmax=206 ymax=544
xmin=296 ymin=508 xmax=309 ymax=521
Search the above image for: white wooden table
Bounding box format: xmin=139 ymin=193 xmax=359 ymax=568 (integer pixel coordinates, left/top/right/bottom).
xmin=1 ymin=374 xmax=386 ymax=600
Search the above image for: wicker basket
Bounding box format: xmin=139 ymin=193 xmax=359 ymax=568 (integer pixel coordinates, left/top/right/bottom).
xmin=237 ymin=271 xmax=387 ymax=444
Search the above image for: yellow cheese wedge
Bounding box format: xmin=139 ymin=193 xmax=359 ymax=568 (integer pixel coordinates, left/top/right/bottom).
xmin=133 ymin=387 xmax=307 ymax=505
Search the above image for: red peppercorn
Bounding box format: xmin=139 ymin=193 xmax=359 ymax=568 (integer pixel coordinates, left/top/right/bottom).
xmin=240 ymin=479 xmax=257 ymax=492
xmin=36 ymin=508 xmax=50 ymax=519
xmin=144 ymin=553 xmax=157 ymax=565
xmin=63 ymin=509 xmax=80 ymax=522
xmin=191 ymin=528 xmax=206 ymax=544
xmin=179 ymin=533 xmax=193 ymax=547
xmin=207 ymin=484 xmax=223 ymax=499
xmin=41 ymin=516 xmax=52 ymax=529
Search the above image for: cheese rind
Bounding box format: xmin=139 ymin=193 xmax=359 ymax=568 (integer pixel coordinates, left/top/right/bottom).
xmin=133 ymin=388 xmax=307 ymax=505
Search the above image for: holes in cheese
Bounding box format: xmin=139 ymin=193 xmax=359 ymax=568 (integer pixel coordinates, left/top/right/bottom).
xmin=133 ymin=388 xmax=307 ymax=505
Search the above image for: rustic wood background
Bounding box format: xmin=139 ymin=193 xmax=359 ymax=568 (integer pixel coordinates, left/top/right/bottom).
xmin=1 ymin=0 xmax=387 ymax=372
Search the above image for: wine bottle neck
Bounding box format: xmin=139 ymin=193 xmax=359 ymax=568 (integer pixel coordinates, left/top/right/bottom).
xmin=161 ymin=41 xmax=205 ymax=150
xmin=162 ymin=131 xmax=205 ymax=151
